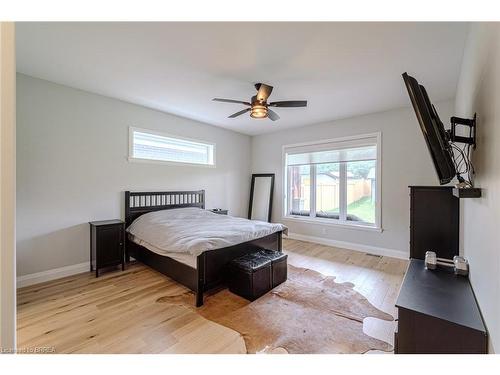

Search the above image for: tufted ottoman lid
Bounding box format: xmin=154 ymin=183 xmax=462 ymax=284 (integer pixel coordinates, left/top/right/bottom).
xmin=230 ymin=253 xmax=271 ymax=272
xmin=258 ymin=249 xmax=287 ymax=262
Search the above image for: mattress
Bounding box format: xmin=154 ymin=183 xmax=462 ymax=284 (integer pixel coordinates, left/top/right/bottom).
xmin=126 ymin=207 xmax=287 ymax=258
xmin=129 ymin=234 xmax=197 ymax=267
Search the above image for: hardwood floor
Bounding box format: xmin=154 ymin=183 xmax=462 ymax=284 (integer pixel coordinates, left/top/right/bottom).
xmin=16 ymin=238 xmax=408 ymax=354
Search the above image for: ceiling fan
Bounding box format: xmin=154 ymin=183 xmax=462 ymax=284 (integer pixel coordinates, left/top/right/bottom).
xmin=212 ymin=83 xmax=307 ymax=121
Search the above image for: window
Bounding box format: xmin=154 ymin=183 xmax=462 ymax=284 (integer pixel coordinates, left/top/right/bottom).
xmin=284 ymin=133 xmax=380 ymax=229
xmin=288 ymin=165 xmax=311 ymax=216
xmin=129 ymin=127 xmax=215 ymax=166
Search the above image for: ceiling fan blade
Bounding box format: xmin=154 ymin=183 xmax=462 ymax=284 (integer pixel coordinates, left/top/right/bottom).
xmin=267 ymin=109 xmax=280 ymax=121
xmin=213 ymin=98 xmax=251 ymax=106
xmin=269 ymin=100 xmax=307 ymax=107
xmin=256 ymin=83 xmax=273 ymax=102
xmin=228 ymin=108 xmax=251 ymax=118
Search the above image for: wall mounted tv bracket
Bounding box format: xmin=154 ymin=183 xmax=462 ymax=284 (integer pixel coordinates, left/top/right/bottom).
xmin=447 ymin=113 xmax=477 ymax=149
xmin=446 ymin=112 xmax=481 ymax=196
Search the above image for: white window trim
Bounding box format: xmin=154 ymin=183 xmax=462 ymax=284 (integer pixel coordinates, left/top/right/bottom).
xmin=128 ymin=126 xmax=216 ymax=168
xmin=283 ymin=215 xmax=383 ymax=232
xmin=282 ymin=132 xmax=382 ymax=232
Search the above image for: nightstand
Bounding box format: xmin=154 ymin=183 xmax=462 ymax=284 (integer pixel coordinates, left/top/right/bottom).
xmin=208 ymin=209 xmax=228 ymax=215
xmin=89 ymin=220 xmax=125 ymax=277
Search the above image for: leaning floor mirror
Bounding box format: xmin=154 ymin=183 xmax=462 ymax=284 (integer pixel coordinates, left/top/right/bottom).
xmin=248 ymin=173 xmax=275 ymax=222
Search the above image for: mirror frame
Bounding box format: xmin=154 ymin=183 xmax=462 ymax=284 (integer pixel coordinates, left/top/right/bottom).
xmin=248 ymin=173 xmax=275 ymax=222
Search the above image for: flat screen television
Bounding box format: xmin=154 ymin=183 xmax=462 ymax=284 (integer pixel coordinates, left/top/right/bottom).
xmin=402 ymin=72 xmax=456 ymax=185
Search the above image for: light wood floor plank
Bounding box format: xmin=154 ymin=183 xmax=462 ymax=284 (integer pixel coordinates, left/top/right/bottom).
xmin=17 ymin=238 xmax=408 ymax=353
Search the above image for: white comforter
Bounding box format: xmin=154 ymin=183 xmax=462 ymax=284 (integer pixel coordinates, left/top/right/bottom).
xmin=127 ymin=207 xmax=287 ymax=257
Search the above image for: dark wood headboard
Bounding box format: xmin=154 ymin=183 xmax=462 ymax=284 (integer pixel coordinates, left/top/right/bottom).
xmin=125 ymin=190 xmax=205 ymax=227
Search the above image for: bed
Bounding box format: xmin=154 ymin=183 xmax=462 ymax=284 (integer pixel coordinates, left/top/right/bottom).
xmin=124 ymin=190 xmax=284 ymax=306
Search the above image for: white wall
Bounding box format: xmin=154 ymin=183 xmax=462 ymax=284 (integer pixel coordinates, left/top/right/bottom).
xmin=16 ymin=74 xmax=251 ymax=277
xmin=0 ymin=22 xmax=16 ymax=351
xmin=455 ymin=23 xmax=500 ymax=353
xmin=251 ymin=100 xmax=454 ymax=258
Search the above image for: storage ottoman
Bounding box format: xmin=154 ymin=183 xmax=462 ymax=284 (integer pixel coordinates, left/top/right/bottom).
xmin=228 ymin=253 xmax=272 ymax=301
xmin=258 ymin=249 xmax=288 ymax=288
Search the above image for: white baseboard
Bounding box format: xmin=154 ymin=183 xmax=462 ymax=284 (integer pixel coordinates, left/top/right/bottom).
xmin=17 ymin=262 xmax=90 ymax=288
xmin=286 ymin=232 xmax=408 ymax=260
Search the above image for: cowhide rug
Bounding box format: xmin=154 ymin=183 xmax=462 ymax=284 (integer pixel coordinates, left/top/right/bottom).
xmin=157 ymin=265 xmax=393 ymax=354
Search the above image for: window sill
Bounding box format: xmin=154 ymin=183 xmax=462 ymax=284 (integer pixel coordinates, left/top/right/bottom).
xmin=282 ymin=215 xmax=383 ymax=232
xmin=128 ymin=156 xmax=216 ymax=168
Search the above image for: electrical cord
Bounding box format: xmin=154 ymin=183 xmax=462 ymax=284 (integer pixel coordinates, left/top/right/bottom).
xmin=450 ymin=141 xmax=474 ymax=187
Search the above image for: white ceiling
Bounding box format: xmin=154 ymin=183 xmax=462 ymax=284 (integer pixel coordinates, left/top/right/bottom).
xmin=16 ymin=22 xmax=469 ymax=136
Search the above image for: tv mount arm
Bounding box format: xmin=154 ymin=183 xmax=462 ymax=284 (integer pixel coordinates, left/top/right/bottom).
xmin=444 ymin=113 xmax=478 ymax=190
xmin=446 ymin=113 xmax=476 ymax=149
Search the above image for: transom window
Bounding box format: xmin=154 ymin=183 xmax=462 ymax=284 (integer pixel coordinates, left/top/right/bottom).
xmin=129 ymin=127 xmax=215 ymax=167
xmin=284 ymin=133 xmax=381 ymax=229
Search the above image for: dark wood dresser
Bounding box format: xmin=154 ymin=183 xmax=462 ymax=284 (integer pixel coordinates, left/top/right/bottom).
xmin=89 ymin=220 xmax=125 ymax=277
xmin=409 ymin=186 xmax=459 ymax=260
xmin=395 ymin=259 xmax=488 ymax=353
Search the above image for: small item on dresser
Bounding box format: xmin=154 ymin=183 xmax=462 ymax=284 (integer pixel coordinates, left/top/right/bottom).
xmin=453 ymin=256 xmax=469 ymax=276
xmin=424 ymin=251 xmax=437 ymax=270
xmin=424 ymin=251 xmax=469 ymax=276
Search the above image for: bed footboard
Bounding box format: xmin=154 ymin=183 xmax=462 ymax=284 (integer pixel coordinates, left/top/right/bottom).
xmin=196 ymin=253 xmax=206 ymax=307
xmin=195 ymin=230 xmax=282 ymax=306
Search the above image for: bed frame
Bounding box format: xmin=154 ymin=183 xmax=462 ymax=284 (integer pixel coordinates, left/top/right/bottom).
xmin=124 ymin=190 xmax=282 ymax=306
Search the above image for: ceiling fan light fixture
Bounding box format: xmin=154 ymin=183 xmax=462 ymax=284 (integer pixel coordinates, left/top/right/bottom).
xmin=250 ymin=104 xmax=268 ymax=119
xmin=212 ymin=83 xmax=307 ymax=121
